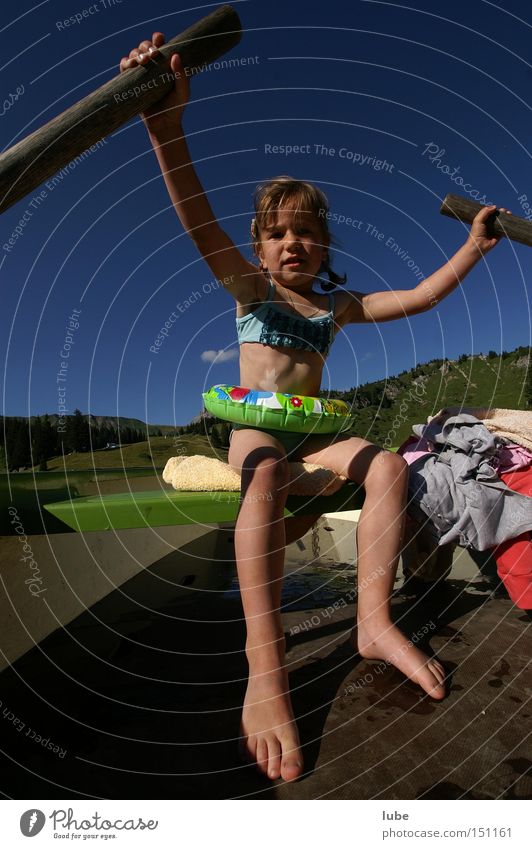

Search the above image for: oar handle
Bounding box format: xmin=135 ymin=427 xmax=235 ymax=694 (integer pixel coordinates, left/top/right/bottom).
xmin=440 ymin=193 xmax=532 ymax=247
xmin=0 ymin=4 xmax=242 ymax=215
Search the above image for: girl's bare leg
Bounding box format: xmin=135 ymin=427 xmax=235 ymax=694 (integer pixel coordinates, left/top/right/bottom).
xmin=228 ymin=429 xmax=303 ymax=782
xmin=299 ymin=434 xmax=446 ymax=699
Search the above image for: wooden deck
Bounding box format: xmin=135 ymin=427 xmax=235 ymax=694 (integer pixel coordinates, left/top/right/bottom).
xmin=0 ymin=538 xmax=530 ymax=800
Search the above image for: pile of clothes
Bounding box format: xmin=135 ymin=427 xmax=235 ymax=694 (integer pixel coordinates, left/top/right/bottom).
xmin=398 ymin=408 xmax=532 ymax=609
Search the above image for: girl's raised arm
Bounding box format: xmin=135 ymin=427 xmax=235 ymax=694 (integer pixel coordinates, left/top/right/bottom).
xmin=342 ymin=205 xmax=510 ymax=324
xmin=119 ymin=33 xmax=267 ymax=305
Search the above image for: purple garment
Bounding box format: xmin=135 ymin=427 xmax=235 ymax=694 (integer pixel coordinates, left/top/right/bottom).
xmin=495 ymin=443 xmax=532 ymax=474
xmin=397 ymin=435 xmax=434 ymax=466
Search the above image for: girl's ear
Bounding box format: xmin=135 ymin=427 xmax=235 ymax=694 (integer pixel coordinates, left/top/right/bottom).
xmin=255 ymin=239 xmax=267 ymax=270
xmin=255 ymin=244 xmax=265 ymax=270
xmin=251 ymin=217 xmax=263 ymax=266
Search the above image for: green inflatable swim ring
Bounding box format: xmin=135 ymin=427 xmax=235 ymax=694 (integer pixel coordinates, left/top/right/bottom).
xmin=202 ymin=384 xmax=355 ymax=434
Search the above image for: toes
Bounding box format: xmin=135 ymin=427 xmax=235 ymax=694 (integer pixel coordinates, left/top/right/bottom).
xmin=430 ymin=689 xmax=445 ymax=701
xmin=281 ymin=753 xmax=303 ymax=782
xmin=267 ymin=739 xmax=282 ymax=780
xmin=280 ymin=736 xmax=303 ymax=782
xmin=413 ymin=657 xmax=447 ymax=699
xmin=426 ymin=670 xmax=446 ymax=700
xmin=255 ymin=738 xmax=269 ymax=776
xmin=240 ymin=733 xmax=301 ymax=781
xmin=430 ymin=682 xmax=446 ymax=700
xmin=429 ymin=659 xmax=446 ymax=683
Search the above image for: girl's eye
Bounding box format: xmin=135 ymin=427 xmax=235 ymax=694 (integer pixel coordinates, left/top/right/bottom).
xmin=270 ymin=229 xmax=310 ymax=238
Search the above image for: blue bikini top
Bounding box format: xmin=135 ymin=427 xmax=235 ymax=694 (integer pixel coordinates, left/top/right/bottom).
xmin=236 ymin=275 xmax=336 ymax=356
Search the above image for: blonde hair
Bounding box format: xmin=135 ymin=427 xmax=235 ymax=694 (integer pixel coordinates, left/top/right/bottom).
xmin=250 ymin=176 xmax=347 ymax=290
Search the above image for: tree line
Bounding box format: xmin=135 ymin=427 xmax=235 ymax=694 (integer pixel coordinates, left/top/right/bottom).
xmin=0 ymin=410 xmax=157 ymax=471
xmin=2 ymin=345 xmax=529 ymax=471
xmin=174 ymin=419 xmax=231 ymax=448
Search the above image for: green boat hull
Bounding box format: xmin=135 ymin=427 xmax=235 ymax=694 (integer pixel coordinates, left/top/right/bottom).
xmin=43 ymin=482 xmax=364 ymax=532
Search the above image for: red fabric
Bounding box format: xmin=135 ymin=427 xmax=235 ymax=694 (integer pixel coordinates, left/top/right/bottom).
xmin=399 ymin=436 xmax=532 ymax=609
xmin=491 ymin=466 xmax=532 ymax=610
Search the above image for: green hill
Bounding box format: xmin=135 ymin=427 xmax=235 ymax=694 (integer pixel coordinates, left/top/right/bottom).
xmin=5 ymin=345 xmax=529 ymax=472
xmin=40 ymin=434 xmax=227 ymax=472
xmin=333 ymin=346 xmax=530 ymax=447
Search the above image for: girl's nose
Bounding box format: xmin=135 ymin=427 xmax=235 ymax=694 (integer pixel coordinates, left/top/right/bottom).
xmin=285 ymin=230 xmax=301 ymax=245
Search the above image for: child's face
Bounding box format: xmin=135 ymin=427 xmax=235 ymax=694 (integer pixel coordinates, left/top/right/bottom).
xmin=256 ymin=208 xmax=327 ymax=288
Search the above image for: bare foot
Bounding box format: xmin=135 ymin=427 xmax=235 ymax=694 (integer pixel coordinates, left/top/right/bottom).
xmin=354 ymin=620 xmax=446 ymax=699
xmin=239 ymin=670 xmax=303 ymax=781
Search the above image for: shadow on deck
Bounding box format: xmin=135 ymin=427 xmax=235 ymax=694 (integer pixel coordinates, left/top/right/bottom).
xmin=0 ymin=561 xmax=530 ymax=800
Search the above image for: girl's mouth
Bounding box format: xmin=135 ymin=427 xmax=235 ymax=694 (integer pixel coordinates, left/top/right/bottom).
xmin=283 ymin=257 xmax=304 ymax=266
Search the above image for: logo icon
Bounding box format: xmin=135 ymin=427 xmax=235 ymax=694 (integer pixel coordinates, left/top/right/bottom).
xmin=20 ymin=810 xmax=46 ymax=837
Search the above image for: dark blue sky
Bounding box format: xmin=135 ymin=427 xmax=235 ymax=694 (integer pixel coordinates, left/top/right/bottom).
xmin=2 ymin=0 xmax=531 ymax=426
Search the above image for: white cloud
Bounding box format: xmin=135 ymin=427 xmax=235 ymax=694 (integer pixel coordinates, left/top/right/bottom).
xmin=201 ymin=349 xmax=239 ymax=363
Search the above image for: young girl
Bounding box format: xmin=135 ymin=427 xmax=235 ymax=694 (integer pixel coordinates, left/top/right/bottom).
xmin=120 ymin=35 xmax=511 ymax=783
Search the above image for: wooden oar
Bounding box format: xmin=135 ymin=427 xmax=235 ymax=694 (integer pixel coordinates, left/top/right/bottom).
xmin=440 ymin=193 xmax=532 ymax=247
xmin=0 ymin=4 xmax=242 ymax=215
